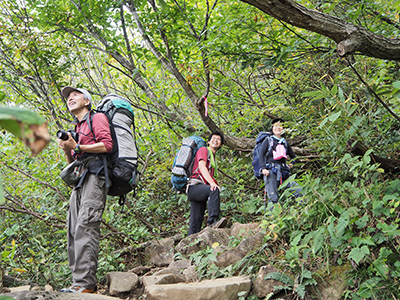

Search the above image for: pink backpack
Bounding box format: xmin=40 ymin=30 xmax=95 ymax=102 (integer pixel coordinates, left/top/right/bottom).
xmin=273 ymin=140 xmax=287 ymax=160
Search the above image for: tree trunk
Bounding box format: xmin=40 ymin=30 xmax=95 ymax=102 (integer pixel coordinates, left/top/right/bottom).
xmin=240 ymin=0 xmax=400 ymax=60
xmin=0 ymin=266 xmax=2 ymax=292
xmin=347 ymin=140 xmax=400 ymax=173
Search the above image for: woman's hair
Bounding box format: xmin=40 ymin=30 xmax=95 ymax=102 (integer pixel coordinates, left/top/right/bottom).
xmin=208 ymin=131 xmax=224 ymax=146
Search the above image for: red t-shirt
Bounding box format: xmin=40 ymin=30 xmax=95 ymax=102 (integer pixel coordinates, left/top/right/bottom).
xmin=73 ymin=112 xmax=113 ymax=157
xmin=190 ymin=147 xmax=215 ymax=185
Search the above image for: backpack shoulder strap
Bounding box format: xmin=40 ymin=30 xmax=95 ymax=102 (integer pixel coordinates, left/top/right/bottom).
xmin=85 ymin=110 xmax=97 ymax=142
xmin=266 ymin=136 xmax=274 ymax=157
xmin=84 ymin=111 xmax=111 ymax=188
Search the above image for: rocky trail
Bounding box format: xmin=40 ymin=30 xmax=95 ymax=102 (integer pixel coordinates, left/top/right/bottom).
xmin=1 ymin=222 xmax=347 ymax=300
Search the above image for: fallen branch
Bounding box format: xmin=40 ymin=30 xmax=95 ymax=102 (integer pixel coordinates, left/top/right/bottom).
xmin=347 ymin=140 xmax=400 ymax=173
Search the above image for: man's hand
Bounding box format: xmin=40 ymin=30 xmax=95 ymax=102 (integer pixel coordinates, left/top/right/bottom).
xmin=58 ymin=133 xmax=77 ymax=152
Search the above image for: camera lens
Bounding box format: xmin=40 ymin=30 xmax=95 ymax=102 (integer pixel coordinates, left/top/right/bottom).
xmin=56 ymin=130 xmax=69 ymax=140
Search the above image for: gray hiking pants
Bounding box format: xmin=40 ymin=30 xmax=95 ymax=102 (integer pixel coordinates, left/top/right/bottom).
xmin=264 ymin=171 xmax=279 ymax=204
xmin=263 ymin=172 xmax=302 ymax=206
xmin=67 ymin=174 xmax=108 ymax=289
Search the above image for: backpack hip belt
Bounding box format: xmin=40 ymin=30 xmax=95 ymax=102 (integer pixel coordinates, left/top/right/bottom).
xmin=266 ymin=162 xmax=288 ymax=170
xmin=266 ymin=162 xmax=290 ymax=184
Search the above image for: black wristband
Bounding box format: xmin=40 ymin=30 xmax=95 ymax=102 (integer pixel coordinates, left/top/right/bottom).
xmin=74 ymin=143 xmax=81 ymax=154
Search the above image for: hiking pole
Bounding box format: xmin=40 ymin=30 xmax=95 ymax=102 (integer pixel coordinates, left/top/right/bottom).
xmin=263 ymin=189 xmax=267 ymax=213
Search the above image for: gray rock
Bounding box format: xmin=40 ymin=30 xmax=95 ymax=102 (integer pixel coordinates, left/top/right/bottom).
xmin=230 ymin=223 xmax=261 ymax=238
xmin=145 ymin=243 xmax=174 ymax=267
xmin=236 ymin=232 xmax=264 ymax=253
xmin=3 ymin=291 xmax=117 ymax=300
xmin=176 ymin=227 xmax=230 ymax=255
xmin=142 ymin=269 xmax=185 ymax=287
xmin=157 ymin=238 xmax=175 ymax=248
xmin=315 ymin=276 xmax=347 ymax=300
xmin=168 ymin=259 xmax=192 ymax=270
xmin=130 ymin=265 xmax=152 ymax=275
xmin=215 ymin=232 xmax=264 ymax=268
xmin=144 ymin=276 xmax=251 ymax=300
xmin=215 ymin=249 xmax=245 ymax=268
xmin=252 ymin=265 xmax=282 ymax=298
xmin=309 ymin=265 xmax=349 ymax=300
xmin=182 ymin=265 xmax=198 ymax=283
xmin=106 ymin=271 xmax=139 ymax=296
xmin=7 ymin=285 xmax=53 ymax=293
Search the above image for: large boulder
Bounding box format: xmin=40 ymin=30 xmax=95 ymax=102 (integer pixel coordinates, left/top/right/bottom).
xmin=230 ymin=223 xmax=262 ymax=238
xmin=216 ymin=232 xmax=264 ymax=268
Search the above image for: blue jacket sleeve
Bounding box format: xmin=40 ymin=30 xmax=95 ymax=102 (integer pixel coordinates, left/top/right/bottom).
xmin=258 ymin=138 xmax=270 ymax=171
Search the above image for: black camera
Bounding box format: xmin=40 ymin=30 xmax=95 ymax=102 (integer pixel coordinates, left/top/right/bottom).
xmin=57 ymin=130 xmax=79 ymax=142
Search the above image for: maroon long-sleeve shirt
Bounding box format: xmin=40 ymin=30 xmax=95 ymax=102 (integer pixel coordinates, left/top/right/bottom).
xmin=72 ymin=112 xmax=113 ymax=158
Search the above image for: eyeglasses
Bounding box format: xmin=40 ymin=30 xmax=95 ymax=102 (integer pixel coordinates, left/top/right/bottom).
xmin=210 ymin=137 xmax=221 ymax=142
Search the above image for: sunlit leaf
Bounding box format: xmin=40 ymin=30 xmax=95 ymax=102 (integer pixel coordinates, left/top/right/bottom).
xmin=0 ymin=105 xmax=50 ymax=155
xmin=393 ymin=81 xmax=400 ymax=89
xmin=12 ymin=268 xmax=27 ymax=273
xmin=212 ymin=242 xmax=220 ymax=248
xmin=328 ymin=111 xmax=341 ymax=122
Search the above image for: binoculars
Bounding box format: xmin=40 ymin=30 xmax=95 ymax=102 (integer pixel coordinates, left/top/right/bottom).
xmin=57 ymin=130 xmax=79 ymax=142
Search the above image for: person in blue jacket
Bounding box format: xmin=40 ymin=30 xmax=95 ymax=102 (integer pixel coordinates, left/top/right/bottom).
xmin=258 ymin=118 xmax=301 ymax=209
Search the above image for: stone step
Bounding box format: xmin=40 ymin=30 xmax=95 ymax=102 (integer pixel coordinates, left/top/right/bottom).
xmin=144 ymin=276 xmax=251 ymax=300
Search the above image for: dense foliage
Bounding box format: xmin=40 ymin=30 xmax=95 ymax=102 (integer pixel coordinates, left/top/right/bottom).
xmin=1 ymin=0 xmax=400 ymax=299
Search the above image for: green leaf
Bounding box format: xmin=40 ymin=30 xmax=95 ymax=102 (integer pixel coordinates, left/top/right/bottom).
xmin=157 ymin=0 xmax=169 ymax=12
xmin=302 ymin=90 xmax=327 ymax=100
xmin=312 ymin=227 xmax=325 ymax=254
xmin=0 ymin=105 xmax=45 ymax=125
xmin=393 ymin=81 xmax=400 ymax=89
xmin=0 ymin=176 xmax=3 ymax=205
xmin=0 ymin=296 xmax=18 ymax=300
xmin=348 ymin=245 xmax=370 ymax=265
xmin=318 ymin=117 xmax=329 ymax=129
xmin=0 ymin=105 xmax=49 ymax=155
xmin=328 ymin=111 xmax=341 ymax=122
xmin=363 ymin=149 xmax=373 ymax=164
xmin=331 ymin=84 xmax=338 ymax=96
xmin=265 ymin=272 xmax=293 ymax=286
xmin=294 ymin=284 xmax=306 ymax=298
